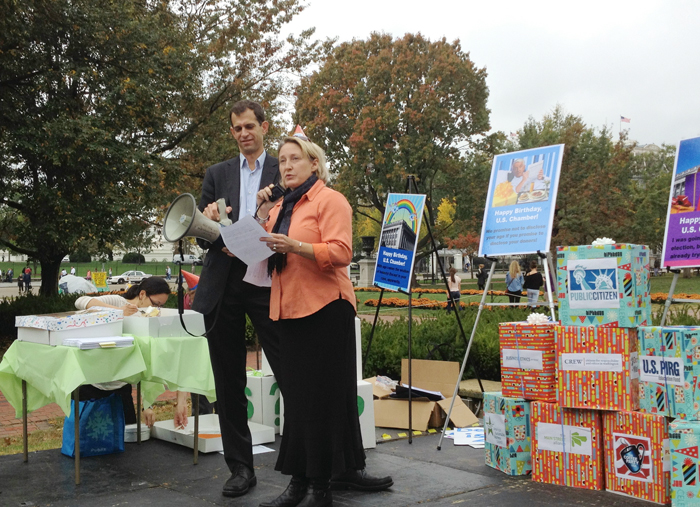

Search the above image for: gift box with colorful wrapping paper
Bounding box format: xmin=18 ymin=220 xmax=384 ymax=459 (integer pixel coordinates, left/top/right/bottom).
xmin=483 ymin=392 xmax=532 ymax=476
xmin=669 ymin=419 xmax=700 ymax=506
xmin=556 ymin=243 xmax=651 ymax=328
xmin=556 ymin=325 xmax=639 ymax=412
xmin=638 ymin=326 xmax=700 ymax=420
xmin=499 ymin=322 xmax=557 ymax=402
xmin=603 ymin=410 xmax=671 ymax=504
xmin=531 ymin=401 xmax=604 ymax=490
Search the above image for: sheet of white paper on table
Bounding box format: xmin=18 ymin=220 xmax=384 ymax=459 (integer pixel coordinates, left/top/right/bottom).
xmin=243 ymin=260 xmax=272 ymax=287
xmin=220 ymin=445 xmax=274 ymax=455
xmin=454 ymin=427 xmax=485 ymax=447
xmin=220 ymin=215 xmax=274 ymax=265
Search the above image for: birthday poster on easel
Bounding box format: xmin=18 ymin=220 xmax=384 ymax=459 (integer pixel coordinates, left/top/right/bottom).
xmin=373 ymin=193 xmax=426 ymax=293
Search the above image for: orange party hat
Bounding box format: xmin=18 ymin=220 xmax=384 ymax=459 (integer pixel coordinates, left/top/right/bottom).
xmin=181 ymin=270 xmax=200 ymax=290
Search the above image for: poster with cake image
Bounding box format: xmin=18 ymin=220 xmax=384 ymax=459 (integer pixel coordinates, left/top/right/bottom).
xmin=479 ymin=144 xmax=564 ymax=257
xmin=661 ymin=135 xmax=700 ymax=268
xmin=373 ymin=193 xmax=426 ymax=293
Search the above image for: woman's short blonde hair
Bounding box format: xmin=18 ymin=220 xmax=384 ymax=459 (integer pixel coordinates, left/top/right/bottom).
xmin=278 ymin=136 xmax=329 ymax=185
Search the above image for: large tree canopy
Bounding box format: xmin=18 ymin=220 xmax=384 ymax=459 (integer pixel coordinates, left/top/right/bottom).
xmin=295 ymin=33 xmax=491 ymax=234
xmin=507 ymin=106 xmax=671 ymax=250
xmin=0 ymin=0 xmax=314 ymax=294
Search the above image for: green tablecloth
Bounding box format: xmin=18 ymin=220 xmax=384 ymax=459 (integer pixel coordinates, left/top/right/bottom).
xmin=0 ymin=335 xmax=217 ymax=418
xmin=131 ymin=335 xmax=216 ymax=408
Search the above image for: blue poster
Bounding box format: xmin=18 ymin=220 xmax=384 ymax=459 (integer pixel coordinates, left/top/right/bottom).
xmin=478 ymin=144 xmax=564 ymax=256
xmin=373 ymin=193 xmax=426 ymax=293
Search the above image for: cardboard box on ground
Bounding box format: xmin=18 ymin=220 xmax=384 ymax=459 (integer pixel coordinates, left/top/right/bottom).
xmin=370 ymin=359 xmax=479 ymax=432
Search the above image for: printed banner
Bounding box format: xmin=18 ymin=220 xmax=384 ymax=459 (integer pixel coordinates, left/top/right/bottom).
xmin=661 ymin=135 xmax=700 ymax=268
xmin=479 ymin=144 xmax=564 ymax=256
xmin=639 ymin=355 xmax=684 ymax=386
xmin=93 ymin=272 xmax=108 ymax=289
xmin=537 ymin=422 xmax=592 ymax=456
xmin=373 ymin=193 xmax=426 ymax=293
xmin=566 ymin=258 xmax=620 ymax=309
xmin=484 ymin=412 xmax=507 ymax=448
xmin=560 ymin=353 xmax=623 ymax=373
xmin=502 ymin=349 xmax=544 ymax=370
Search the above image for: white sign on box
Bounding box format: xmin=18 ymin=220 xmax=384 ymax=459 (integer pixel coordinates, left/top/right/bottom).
xmin=560 ymin=353 xmax=623 ymax=372
xmin=537 ymin=422 xmax=592 ymax=456
xmin=484 ymin=413 xmax=507 ymax=448
xmin=639 ymin=355 xmax=684 ymax=386
xmin=502 ymin=349 xmax=544 ymax=370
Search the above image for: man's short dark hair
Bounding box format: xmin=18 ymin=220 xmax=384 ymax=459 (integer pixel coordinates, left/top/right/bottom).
xmin=230 ymin=100 xmax=265 ymax=126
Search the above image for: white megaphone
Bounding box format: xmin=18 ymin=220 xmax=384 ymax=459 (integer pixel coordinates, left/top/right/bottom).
xmin=163 ymin=193 xmax=230 ymax=243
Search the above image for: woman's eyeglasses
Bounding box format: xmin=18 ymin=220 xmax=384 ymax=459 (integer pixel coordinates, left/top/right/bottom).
xmin=148 ymin=296 xmax=165 ymax=308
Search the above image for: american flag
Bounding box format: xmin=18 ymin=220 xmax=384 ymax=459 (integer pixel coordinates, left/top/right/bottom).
xmin=620 ymin=116 xmax=631 ymax=123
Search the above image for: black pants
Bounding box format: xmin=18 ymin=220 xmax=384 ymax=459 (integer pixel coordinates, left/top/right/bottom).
xmin=446 ymin=291 xmax=461 ymax=313
xmin=204 ymin=258 xmax=282 ymax=473
xmin=506 ymin=291 xmax=522 ymax=303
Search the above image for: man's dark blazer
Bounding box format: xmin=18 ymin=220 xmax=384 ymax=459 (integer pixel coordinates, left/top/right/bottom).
xmin=192 ymin=153 xmax=279 ymax=314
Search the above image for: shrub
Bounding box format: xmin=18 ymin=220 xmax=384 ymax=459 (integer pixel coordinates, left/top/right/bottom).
xmin=0 ymin=293 xmax=82 ymax=341
xmin=122 ymin=252 xmax=145 ymax=264
xmin=70 ymin=250 xmax=91 ymax=263
xmin=361 ymin=307 xmax=533 ymax=382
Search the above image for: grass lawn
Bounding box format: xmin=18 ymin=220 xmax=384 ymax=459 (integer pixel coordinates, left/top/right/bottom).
xmin=0 ymin=397 xmax=190 ymax=456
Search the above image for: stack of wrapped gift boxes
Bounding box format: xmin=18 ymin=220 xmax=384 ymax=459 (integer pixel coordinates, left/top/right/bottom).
xmin=488 ymin=243 xmax=700 ymax=504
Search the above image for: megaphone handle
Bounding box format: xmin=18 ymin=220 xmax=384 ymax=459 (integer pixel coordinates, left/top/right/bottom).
xmin=216 ymin=198 xmax=227 ymax=221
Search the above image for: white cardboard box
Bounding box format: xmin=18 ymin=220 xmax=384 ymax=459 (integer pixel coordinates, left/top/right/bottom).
xmin=247 ymin=374 xmax=281 ymax=434
xmin=357 ymin=379 xmax=376 ymax=449
xmin=16 ymin=309 xmax=124 ymax=346
xmin=121 ymin=308 xmax=205 ymax=337
xmin=151 ymin=414 xmax=274 ymax=453
xmin=280 ymin=380 xmax=376 ymax=449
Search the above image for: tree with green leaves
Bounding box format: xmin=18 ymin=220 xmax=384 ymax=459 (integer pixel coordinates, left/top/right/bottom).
xmin=294 ymin=33 xmax=491 ymax=253
xmin=511 ymin=107 xmax=636 ymax=246
xmin=0 ymin=0 xmax=315 ymax=295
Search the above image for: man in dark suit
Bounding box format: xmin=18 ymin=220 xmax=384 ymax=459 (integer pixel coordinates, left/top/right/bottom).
xmin=194 ymin=100 xmax=393 ymax=501
xmin=192 ymin=100 xmax=282 ymax=498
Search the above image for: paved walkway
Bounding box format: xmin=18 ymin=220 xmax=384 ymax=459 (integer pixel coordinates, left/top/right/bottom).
xmin=0 ymin=349 xmax=263 ymax=438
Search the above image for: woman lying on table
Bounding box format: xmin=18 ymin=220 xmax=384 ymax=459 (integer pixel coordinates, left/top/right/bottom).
xmin=74 ymin=277 xmax=188 ymax=428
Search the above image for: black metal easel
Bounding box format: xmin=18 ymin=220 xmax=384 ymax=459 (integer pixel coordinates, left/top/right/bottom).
xmin=362 ymin=175 xmax=485 ymax=444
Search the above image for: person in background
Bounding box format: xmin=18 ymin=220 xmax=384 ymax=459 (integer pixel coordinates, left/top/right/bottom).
xmin=477 ymin=263 xmax=487 ymax=290
xmin=74 ymin=277 xmax=188 ymax=428
xmin=445 ymin=267 xmax=462 ymax=314
xmin=256 ymin=135 xmax=392 ymax=507
xmin=86 ymin=270 xmax=92 ymax=281
xmin=70 ymin=266 xmax=76 ymax=275
xmin=23 ymin=268 xmax=32 ymax=293
xmin=505 ymin=261 xmax=524 ymax=304
xmin=17 ymin=270 xmax=24 ymax=293
xmin=108 ymin=267 xmax=113 ymax=277
xmin=61 ymin=268 xmax=67 ymax=277
xmin=523 ymin=260 xmax=544 ymax=308
xmin=166 ymin=265 xmax=172 ymax=281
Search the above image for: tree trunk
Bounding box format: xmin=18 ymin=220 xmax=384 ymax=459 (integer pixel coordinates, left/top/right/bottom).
xmin=682 ymin=268 xmax=691 ymax=279
xmin=39 ymin=258 xmax=62 ymax=297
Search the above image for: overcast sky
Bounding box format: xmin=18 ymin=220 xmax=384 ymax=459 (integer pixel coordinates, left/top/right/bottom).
xmin=285 ymin=0 xmax=700 ymax=146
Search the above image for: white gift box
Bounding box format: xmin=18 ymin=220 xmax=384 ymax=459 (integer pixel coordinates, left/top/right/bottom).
xmin=121 ymin=308 xmax=205 ymax=338
xmin=246 ymin=373 xmax=281 ymax=434
xmin=151 ymin=414 xmax=274 ymax=453
xmin=15 ymin=308 xmax=124 ymax=346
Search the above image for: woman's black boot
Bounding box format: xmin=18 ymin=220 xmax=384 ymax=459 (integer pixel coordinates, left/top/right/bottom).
xmin=259 ymin=476 xmax=309 ymax=507
xmin=296 ymin=477 xmax=332 ymax=507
